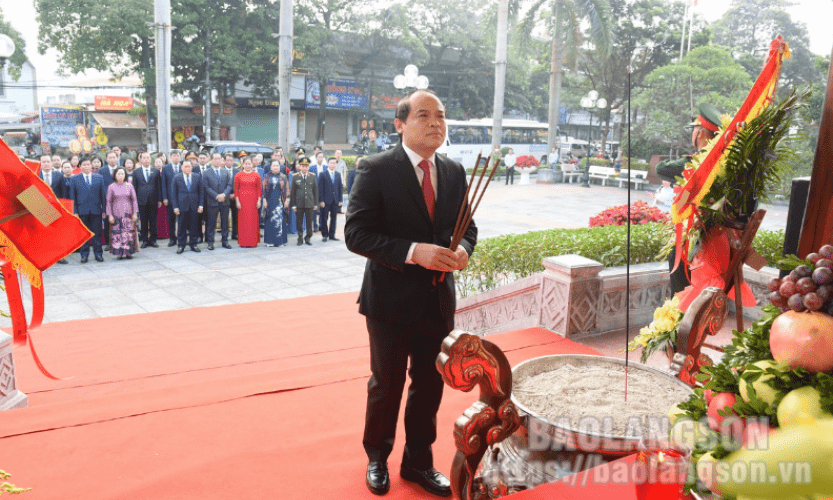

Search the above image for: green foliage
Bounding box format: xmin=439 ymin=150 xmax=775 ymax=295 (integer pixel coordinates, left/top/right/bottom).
xmin=0 ymin=470 xmax=30 ymax=495
xmin=722 ymin=304 xmax=779 ymax=367
xmin=752 ymin=229 xmax=785 ymax=269
xmin=455 ymin=222 xmax=671 ymax=297
xmin=0 ymin=9 xmax=28 ymax=80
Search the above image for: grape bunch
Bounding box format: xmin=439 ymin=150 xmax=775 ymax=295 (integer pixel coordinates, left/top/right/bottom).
xmin=768 ymin=244 xmax=833 ymax=315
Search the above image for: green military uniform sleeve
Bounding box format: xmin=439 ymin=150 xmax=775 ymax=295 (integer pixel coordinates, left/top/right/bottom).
xmin=656 ymin=157 xmax=689 ymax=183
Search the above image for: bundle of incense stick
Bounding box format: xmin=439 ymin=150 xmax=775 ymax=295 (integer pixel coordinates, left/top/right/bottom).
xmin=438 ymin=151 xmax=501 ymax=283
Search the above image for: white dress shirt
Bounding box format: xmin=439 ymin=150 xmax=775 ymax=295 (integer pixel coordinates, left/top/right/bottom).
xmin=402 ymin=142 xmax=439 ymax=264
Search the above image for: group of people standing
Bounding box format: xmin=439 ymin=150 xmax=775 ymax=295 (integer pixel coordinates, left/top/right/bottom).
xmin=35 ymin=145 xmax=356 ymax=262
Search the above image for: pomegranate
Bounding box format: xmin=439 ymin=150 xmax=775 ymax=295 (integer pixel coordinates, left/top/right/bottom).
xmin=769 ymin=311 xmax=833 ymax=374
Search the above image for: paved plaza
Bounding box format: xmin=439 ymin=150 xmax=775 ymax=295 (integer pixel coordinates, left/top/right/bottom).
xmin=0 ymin=180 xmax=788 ymax=327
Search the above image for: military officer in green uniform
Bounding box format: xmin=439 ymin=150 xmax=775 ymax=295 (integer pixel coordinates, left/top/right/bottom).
xmin=290 ymin=157 xmax=319 ymax=246
xmin=656 ymin=102 xmax=722 ymax=293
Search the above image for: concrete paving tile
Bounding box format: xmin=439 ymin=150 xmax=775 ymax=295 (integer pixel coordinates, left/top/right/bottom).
xmin=308 ymin=269 xmax=346 ymax=281
xmin=184 ymin=271 xmax=225 ymax=284
xmin=266 ymin=288 xmax=310 ymax=300
xmin=44 ymin=309 xmax=99 ymax=323
xmin=228 ymin=293 xmax=272 ymax=304
xmin=234 ymin=273 xmax=273 ymax=285
xmin=56 ymin=270 xmax=100 ymax=284
xmin=218 ymin=266 xmax=260 ymax=277
xmin=42 ymin=284 xmax=71 ymax=296
xmin=281 ymin=273 xmax=320 ymax=286
xmin=139 ymin=298 xmax=189 ymax=313
xmin=124 ymin=289 xmax=177 ymax=303
xmin=179 ymin=291 xmax=228 ymax=307
xmin=95 ymin=304 xmax=147 ymax=318
xmin=246 ymin=280 xmax=290 ymax=294
xmin=262 ymin=267 xmax=301 ymax=279
xmin=328 ymin=276 xmax=364 ymax=289
xmin=75 ymin=286 xmax=124 ymax=300
xmin=114 ymin=279 xmax=158 ymax=295
xmin=295 ymin=282 xmax=343 ymax=296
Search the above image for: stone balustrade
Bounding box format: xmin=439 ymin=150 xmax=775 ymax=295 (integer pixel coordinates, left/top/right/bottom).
xmin=455 ymin=255 xmax=777 ymax=338
xmin=0 ymin=331 xmax=27 ymax=411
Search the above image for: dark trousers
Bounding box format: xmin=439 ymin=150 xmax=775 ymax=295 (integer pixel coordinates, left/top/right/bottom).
xmin=78 ymin=213 xmax=104 ymax=258
xmin=177 ymin=209 xmax=200 ymax=248
xmin=295 ymin=207 xmax=314 ymax=240
xmin=101 ymin=218 xmax=110 ymax=245
xmin=668 ymin=247 xmax=690 ymax=294
xmin=363 ymin=308 xmax=448 ymax=469
xmin=320 ymin=202 xmax=338 ymax=238
xmin=166 ymin=204 xmax=177 ymax=242
xmin=230 ymin=202 xmax=239 ymax=238
xmin=505 ymin=166 xmax=515 ymax=184
xmin=138 ymin=203 xmax=158 ymax=244
xmin=205 ymin=204 xmax=230 ymax=244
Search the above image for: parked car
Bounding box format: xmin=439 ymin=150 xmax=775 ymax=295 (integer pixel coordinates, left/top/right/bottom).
xmin=201 ymin=141 xmax=274 ymax=160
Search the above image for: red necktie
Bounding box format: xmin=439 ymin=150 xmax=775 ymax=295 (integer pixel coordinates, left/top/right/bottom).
xmin=418 ymin=160 xmax=435 ymax=221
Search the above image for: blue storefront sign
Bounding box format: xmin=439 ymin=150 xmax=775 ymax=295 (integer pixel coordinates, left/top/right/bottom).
xmin=40 ymin=106 xmax=85 ymax=148
xmin=305 ymin=79 xmax=369 ymax=109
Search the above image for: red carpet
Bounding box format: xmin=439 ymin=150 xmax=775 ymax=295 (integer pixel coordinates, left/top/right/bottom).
xmin=0 ymin=292 xmax=644 ymax=499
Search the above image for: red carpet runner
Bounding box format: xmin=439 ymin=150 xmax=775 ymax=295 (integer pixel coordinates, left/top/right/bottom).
xmin=1 ymin=292 xmax=646 ymax=499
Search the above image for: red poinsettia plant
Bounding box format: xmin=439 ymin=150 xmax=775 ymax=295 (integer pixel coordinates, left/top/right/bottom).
xmin=514 ymin=155 xmax=540 ymax=168
xmin=589 ymin=200 xmax=670 ymax=227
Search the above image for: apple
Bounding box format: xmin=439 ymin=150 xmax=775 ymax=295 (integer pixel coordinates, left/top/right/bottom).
xmin=777 ymin=386 xmax=832 ymax=427
xmin=739 ymin=360 xmax=789 ymax=405
xmin=708 ymin=392 xmax=738 ymax=431
xmin=770 ymin=311 xmax=833 ymax=374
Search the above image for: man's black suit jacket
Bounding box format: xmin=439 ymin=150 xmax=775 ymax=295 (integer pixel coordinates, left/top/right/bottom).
xmin=345 ymin=144 xmax=477 ymax=331
xmin=132 ymin=166 xmax=161 ymax=206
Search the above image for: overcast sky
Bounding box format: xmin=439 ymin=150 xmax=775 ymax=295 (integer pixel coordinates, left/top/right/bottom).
xmin=5 ymin=0 xmax=833 ymax=102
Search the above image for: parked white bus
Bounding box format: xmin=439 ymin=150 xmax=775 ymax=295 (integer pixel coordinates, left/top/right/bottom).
xmin=442 ymin=118 xmax=552 ymax=167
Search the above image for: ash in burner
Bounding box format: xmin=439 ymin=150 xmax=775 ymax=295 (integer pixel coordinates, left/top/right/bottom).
xmin=513 ymin=363 xmax=691 ymax=437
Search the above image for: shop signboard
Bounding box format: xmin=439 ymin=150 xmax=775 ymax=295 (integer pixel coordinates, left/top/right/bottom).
xmin=39 ymin=106 xmax=85 ymax=149
xmin=94 ymin=96 xmax=134 ymax=111
xmin=305 ymin=79 xmax=369 ymax=110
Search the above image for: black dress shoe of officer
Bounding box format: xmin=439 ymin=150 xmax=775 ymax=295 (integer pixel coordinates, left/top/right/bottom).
xmin=400 ymin=465 xmax=451 ymax=497
xmin=176 ymin=247 xmax=185 ymax=254
xmin=80 ymin=256 xmax=89 ymax=264
xmin=207 ymin=244 xmax=214 ymax=250
xmin=140 ymin=242 xmax=149 ymax=249
xmin=95 ymin=255 xmax=104 ymax=262
xmin=366 ymin=462 xmax=390 ymax=495
xmin=222 ymin=242 xmax=232 ymax=249
xmin=297 ymin=239 xmax=303 ymax=246
xmin=148 ymin=242 xmax=159 ymax=248
xmin=168 ymin=240 xmax=177 ymax=247
xmin=191 ymin=246 xmax=201 ymax=252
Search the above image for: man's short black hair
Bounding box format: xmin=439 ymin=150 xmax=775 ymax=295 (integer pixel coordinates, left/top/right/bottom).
xmin=395 ymin=89 xmax=440 ymax=123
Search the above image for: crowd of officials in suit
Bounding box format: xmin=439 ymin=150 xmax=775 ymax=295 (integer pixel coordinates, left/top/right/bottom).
xmin=36 ymin=145 xmax=360 ymax=263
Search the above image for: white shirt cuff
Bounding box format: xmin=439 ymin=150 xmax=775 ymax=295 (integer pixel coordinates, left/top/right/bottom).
xmin=406 ymin=242 xmax=418 ymax=265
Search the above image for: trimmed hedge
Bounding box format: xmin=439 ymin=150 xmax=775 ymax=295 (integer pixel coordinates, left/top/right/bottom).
xmin=455 ymin=224 xmax=786 ymax=297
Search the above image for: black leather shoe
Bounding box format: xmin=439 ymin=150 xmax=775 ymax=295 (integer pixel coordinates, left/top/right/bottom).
xmin=400 ymin=465 xmax=451 ymax=497
xmin=222 ymin=242 xmax=232 ymax=249
xmin=322 ymin=236 xmax=328 ymax=242
xmin=168 ymin=240 xmax=177 ymax=247
xmin=190 ymin=246 xmax=201 ymax=253
xmin=297 ymin=240 xmax=303 ymax=246
xmin=80 ymin=256 xmax=89 ymax=264
xmin=176 ymin=248 xmax=185 ymax=254
xmin=305 ymin=240 xmax=312 ymax=246
xmin=329 ymin=237 xmax=339 ymax=241
xmin=58 ymin=259 xmax=68 ymax=264
xmin=140 ymin=242 xmax=149 ymax=249
xmin=366 ymin=462 xmax=390 ymax=495
xmin=207 ymin=244 xmax=214 ymax=250
xmin=148 ymin=242 xmax=159 ymax=248
xmin=95 ymin=255 xmax=104 ymax=262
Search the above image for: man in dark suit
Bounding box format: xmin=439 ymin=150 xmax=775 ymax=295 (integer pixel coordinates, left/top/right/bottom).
xmin=318 ymin=156 xmax=343 ymax=242
xmin=170 ymin=159 xmax=204 ymax=253
xmin=161 ymin=150 xmax=183 ymax=247
xmin=290 ymin=157 xmax=318 ymax=246
xmin=39 ymin=155 xmax=70 ymax=264
xmin=68 ymin=157 xmax=108 ymax=263
xmin=224 ymin=153 xmax=240 ymax=239
xmin=345 ymin=90 xmax=476 ymax=497
xmin=202 ymin=152 xmax=233 ymax=250
xmin=133 ymin=151 xmax=162 ymax=248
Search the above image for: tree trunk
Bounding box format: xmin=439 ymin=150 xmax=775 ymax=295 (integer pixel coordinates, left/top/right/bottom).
xmin=547 ymin=23 xmax=564 ymax=153
xmin=491 ymin=0 xmax=509 ymax=151
xmin=316 ymin=75 xmax=327 ymax=147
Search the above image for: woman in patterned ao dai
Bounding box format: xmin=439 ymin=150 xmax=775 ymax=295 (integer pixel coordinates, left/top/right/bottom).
xmin=106 ymin=166 xmax=140 ymax=259
xmin=262 ymin=161 xmax=290 ymax=246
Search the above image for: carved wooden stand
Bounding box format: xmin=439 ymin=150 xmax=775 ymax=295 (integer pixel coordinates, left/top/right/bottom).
xmin=436 ymin=330 xmax=521 ymax=500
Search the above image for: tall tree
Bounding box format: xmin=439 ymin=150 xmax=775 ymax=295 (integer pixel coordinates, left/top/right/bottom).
xmin=578 ymin=0 xmax=699 ymax=152
xmin=520 ymin=0 xmax=614 ymax=153
xmin=0 ymin=8 xmax=29 ymax=81
xmin=633 ymin=45 xmax=753 ymax=157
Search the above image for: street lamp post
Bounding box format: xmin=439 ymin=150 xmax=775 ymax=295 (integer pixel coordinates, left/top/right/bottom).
xmin=580 ymin=90 xmax=607 ymax=188
xmin=393 ymin=64 xmax=429 ymax=94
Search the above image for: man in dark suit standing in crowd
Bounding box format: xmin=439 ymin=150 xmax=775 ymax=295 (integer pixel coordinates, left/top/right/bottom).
xmin=39 ymin=155 xmax=70 ymax=264
xmin=345 ymin=90 xmax=477 ymax=497
xmin=170 ymin=159 xmax=204 ymax=253
xmin=69 ymin=156 xmax=108 ymax=263
xmin=318 ymin=156 xmax=342 ymax=242
xmin=161 ymin=150 xmax=183 ymax=247
xmin=225 ymin=153 xmax=240 ymax=240
xmin=202 ymin=152 xmax=233 ymax=250
xmin=98 ymin=150 xmax=120 ymax=247
xmin=133 ymin=150 xmax=162 ymax=248
xmin=290 ymin=157 xmax=318 ymax=246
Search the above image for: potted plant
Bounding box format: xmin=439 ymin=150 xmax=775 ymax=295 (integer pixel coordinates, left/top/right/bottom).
xmin=514 ymin=155 xmax=539 ymax=185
